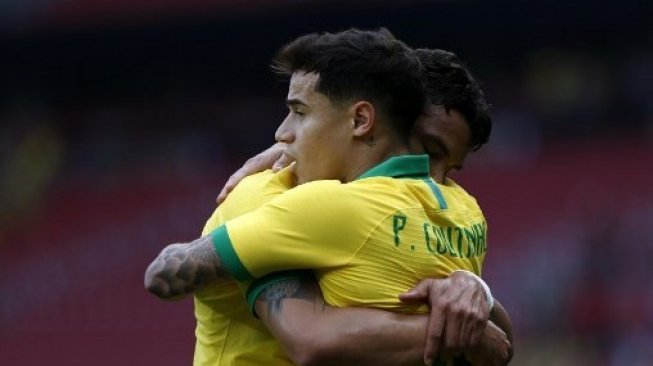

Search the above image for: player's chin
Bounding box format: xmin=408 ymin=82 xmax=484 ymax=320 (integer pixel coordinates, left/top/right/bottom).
xmin=295 ymin=172 xmax=308 ymax=185
xmin=294 ymin=164 xmax=311 ymax=185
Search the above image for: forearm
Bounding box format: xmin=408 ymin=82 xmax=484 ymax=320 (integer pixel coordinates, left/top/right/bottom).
xmin=254 ymin=279 xmax=426 ymax=366
xmin=254 ymin=275 xmax=513 ymax=366
xmin=144 ymin=235 xmax=231 ymax=300
xmin=258 ymin=289 xmax=509 ymax=366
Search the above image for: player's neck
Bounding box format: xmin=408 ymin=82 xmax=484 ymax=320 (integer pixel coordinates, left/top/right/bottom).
xmin=431 ymin=170 xmax=445 ymax=184
xmin=341 ymin=137 xmax=410 ymax=183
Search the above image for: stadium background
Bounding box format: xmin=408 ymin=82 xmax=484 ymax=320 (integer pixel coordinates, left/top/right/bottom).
xmin=1 ymin=1 xmax=651 ymax=365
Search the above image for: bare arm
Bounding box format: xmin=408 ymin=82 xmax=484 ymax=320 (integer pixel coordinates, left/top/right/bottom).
xmin=254 ymin=276 xmax=512 ymax=366
xmin=144 ymin=236 xmax=231 ymax=300
xmin=255 ymin=278 xmax=427 ymax=366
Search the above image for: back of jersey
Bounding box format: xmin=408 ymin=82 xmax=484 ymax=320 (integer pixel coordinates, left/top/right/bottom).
xmin=317 ymin=176 xmax=487 ymax=313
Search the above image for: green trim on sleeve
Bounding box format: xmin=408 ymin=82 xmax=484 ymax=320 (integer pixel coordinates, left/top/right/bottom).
xmin=246 ymin=270 xmax=315 ymax=318
xmin=211 ymin=225 xmax=253 ymax=281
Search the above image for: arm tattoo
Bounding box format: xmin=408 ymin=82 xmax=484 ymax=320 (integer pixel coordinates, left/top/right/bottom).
xmin=258 ymin=279 xmax=326 ymax=316
xmin=144 ymin=236 xmax=231 ymax=299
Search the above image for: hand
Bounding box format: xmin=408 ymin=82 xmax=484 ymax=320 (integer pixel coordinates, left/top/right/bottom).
xmin=399 ymin=272 xmax=491 ymax=365
xmin=464 ymin=321 xmax=511 ymax=366
xmin=216 ymin=143 xmax=290 ymax=204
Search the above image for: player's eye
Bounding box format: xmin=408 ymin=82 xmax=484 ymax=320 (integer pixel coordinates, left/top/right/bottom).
xmin=287 ymin=102 xmax=307 ymax=118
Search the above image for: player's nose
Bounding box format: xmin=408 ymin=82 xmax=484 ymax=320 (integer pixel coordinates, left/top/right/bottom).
xmin=275 ymin=117 xmax=294 ymax=144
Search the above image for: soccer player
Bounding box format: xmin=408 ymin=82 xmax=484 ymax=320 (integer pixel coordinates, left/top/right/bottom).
xmin=206 ymin=50 xmax=513 ymax=366
xmin=206 ymin=47 xmax=511 ymax=366
xmin=148 ymin=30 xmax=510 ymax=364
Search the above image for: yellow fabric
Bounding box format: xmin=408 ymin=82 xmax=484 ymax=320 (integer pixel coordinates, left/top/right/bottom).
xmin=223 ymin=175 xmax=487 ymax=314
xmin=193 ymin=168 xmax=294 ymax=366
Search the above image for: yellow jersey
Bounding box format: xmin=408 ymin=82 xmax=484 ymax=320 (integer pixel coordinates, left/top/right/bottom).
xmin=193 ymin=167 xmax=295 ymax=366
xmin=212 ymin=155 xmax=487 ymax=315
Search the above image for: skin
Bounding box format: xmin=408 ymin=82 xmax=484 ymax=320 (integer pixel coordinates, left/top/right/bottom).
xmin=254 ymin=273 xmax=511 ymax=366
xmin=410 ymin=105 xmax=472 ymax=184
xmin=277 ymin=72 xmax=353 ymax=185
xmin=277 ymin=72 xmax=409 ymax=184
xmin=145 ymin=71 xmax=513 ymax=365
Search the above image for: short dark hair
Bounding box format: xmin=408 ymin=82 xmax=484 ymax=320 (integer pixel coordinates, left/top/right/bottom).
xmin=415 ymin=48 xmax=492 ymax=151
xmin=272 ymin=28 xmax=425 ymax=139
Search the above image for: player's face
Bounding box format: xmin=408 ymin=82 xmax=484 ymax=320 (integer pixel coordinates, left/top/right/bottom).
xmin=275 ymin=72 xmax=352 ymax=185
xmin=410 ymin=104 xmax=472 ymax=181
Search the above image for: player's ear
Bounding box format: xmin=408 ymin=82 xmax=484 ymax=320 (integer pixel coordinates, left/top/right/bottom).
xmin=351 ymin=101 xmax=376 ymax=137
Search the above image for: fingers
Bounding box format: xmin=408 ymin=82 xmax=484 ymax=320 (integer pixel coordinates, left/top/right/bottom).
xmin=272 ymin=152 xmax=293 ymax=171
xmin=399 ymin=279 xmax=431 ymax=303
xmin=403 ymin=276 xmax=493 ymax=363
xmin=456 ymin=294 xmax=480 ymax=351
xmin=399 ymin=279 xmax=446 ymax=365
xmin=443 ymin=292 xmax=489 ymax=357
xmin=461 ymin=284 xmax=490 ymax=349
xmin=447 ymin=272 xmax=491 ymax=350
xmin=216 ymin=181 xmax=233 ymax=204
xmin=467 ymin=300 xmax=487 ymax=347
xmin=216 ymin=189 xmax=227 ymax=205
xmin=458 ymin=308 xmax=473 ymax=351
xmin=216 ymin=145 xmax=286 ymax=204
xmin=216 ymin=174 xmax=239 ymax=204
xmin=442 ymin=306 xmax=463 ymax=358
xmin=424 ymin=309 xmax=445 ymax=365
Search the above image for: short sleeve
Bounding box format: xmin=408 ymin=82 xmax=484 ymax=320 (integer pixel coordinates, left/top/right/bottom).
xmin=202 ymin=168 xmax=293 ymax=237
xmin=202 ymin=206 xmax=225 ymax=236
xmin=212 ymin=180 xmax=366 ymax=280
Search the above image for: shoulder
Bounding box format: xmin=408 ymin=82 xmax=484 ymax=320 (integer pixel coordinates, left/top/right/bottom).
xmin=445 ymin=179 xmax=477 ymax=201
xmin=230 ymin=167 xmax=295 ymax=200
xmin=259 ymin=179 xmax=377 ymax=223
xmin=443 ymin=178 xmax=484 ymax=213
xmin=219 ymin=168 xmax=294 ymax=222
xmin=267 ymin=179 xmax=348 ymax=206
xmin=234 ymin=169 xmax=287 ymax=194
xmin=348 ymin=176 xmax=423 ymax=204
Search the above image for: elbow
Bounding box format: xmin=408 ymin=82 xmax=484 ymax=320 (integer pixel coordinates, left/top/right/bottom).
xmin=144 ymin=263 xmax=182 ymax=300
xmin=144 ymin=243 xmax=192 ymax=301
xmin=144 ymin=266 xmax=167 ymax=298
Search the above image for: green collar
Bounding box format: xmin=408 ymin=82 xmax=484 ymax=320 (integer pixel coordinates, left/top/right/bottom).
xmin=356 ymin=154 xmax=430 ymax=180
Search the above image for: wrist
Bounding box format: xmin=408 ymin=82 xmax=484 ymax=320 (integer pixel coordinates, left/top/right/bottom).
xmin=452 ymin=270 xmax=494 ymax=310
